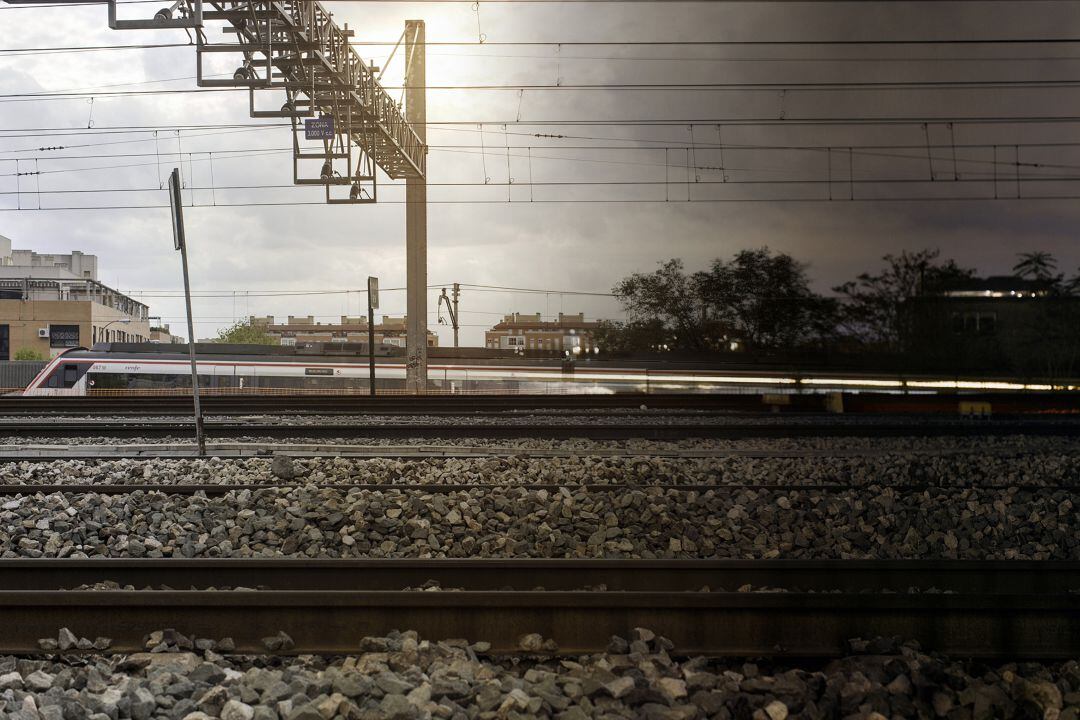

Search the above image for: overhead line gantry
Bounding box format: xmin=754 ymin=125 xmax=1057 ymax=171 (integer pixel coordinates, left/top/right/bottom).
xmin=3 ymin=0 xmax=431 ymax=392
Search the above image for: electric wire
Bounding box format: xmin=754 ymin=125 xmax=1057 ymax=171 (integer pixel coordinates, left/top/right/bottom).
xmin=12 ymin=77 xmax=1080 ymax=103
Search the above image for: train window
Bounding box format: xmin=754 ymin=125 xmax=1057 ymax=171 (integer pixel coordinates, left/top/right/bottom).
xmin=86 ymin=372 xmax=214 ymax=392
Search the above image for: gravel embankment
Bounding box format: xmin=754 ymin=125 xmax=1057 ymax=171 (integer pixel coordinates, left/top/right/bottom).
xmin=2 ymin=450 xmax=1080 ymax=489
xmin=8 ymin=411 xmax=1070 ymax=426
xmin=0 ymin=631 xmax=1076 ymax=720
xmin=6 ymin=434 xmax=1080 ymax=455
xmin=0 ymin=485 xmax=1074 ymax=559
xmin=0 ymin=412 xmax=731 ymax=427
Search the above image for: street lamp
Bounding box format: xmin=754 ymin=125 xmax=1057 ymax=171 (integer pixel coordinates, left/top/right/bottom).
xmin=101 ymin=317 xmax=132 ymax=342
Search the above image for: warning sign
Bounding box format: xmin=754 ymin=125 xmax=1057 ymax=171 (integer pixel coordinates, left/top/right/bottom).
xmin=305 ymin=116 xmax=334 ymax=140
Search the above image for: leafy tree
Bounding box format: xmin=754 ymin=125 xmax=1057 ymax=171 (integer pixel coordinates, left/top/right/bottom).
xmin=216 ymin=319 xmax=278 ymax=345
xmin=695 ymin=248 xmax=836 ymax=351
xmin=614 ymin=259 xmax=712 ymax=351
xmin=1065 ymin=270 xmax=1080 ymax=296
xmin=593 ymin=319 xmax=671 ymax=354
xmin=610 ymin=249 xmax=832 ymax=353
xmin=1013 ymin=251 xmax=1059 ymax=281
xmin=1010 ymin=302 xmax=1080 ymax=381
xmin=833 ymin=249 xmax=974 ymax=351
xmin=12 ymin=347 xmax=45 ymax=361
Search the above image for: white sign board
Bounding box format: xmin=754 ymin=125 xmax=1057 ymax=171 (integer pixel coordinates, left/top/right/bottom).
xmin=367 ymin=276 xmax=379 ymax=310
xmin=168 ymin=169 xmax=185 ymax=251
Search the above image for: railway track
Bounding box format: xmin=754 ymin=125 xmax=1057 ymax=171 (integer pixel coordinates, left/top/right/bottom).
xmin=0 ymin=441 xmax=1064 ymax=460
xmin=4 ymin=419 xmax=1080 ymax=440
xmin=0 ymin=481 xmax=1075 ymax=496
xmin=4 ymin=390 xmax=1080 ymax=415
xmin=0 ymin=394 xmax=780 ymax=415
xmin=0 ymin=560 xmax=1075 ymax=658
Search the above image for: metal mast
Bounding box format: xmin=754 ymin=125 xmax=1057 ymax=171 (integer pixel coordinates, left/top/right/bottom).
xmin=404 ymin=20 xmax=427 ymax=393
xmin=5 ymin=0 xmax=432 ymax=392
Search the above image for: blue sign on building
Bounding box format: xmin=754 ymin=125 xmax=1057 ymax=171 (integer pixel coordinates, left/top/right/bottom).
xmin=305 ymin=116 xmax=335 ymax=140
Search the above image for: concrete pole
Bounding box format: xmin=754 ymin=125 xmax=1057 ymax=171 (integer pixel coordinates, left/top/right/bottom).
xmin=404 ymin=19 xmax=428 ymax=394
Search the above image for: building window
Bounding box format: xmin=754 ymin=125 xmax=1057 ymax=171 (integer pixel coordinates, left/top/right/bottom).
xmin=49 ymin=324 xmax=80 ymax=348
xmin=951 ymin=311 xmax=997 ymax=335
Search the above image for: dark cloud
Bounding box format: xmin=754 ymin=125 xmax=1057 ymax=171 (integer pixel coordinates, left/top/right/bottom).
xmin=2 ymin=1 xmax=1080 ymax=343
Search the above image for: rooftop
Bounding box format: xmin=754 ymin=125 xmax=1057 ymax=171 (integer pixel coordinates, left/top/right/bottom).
xmin=936 ymin=275 xmax=1055 ymax=298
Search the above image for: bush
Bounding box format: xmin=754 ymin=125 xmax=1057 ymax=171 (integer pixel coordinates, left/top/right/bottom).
xmin=12 ymin=348 xmax=45 ymax=361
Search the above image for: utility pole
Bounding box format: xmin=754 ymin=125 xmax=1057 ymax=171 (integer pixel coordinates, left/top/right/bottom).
xmin=367 ymin=276 xmax=378 ymax=397
xmin=439 ymin=285 xmax=460 ymax=348
xmin=168 ymin=168 xmax=206 ymax=457
xmin=452 ymin=282 xmax=460 ymax=348
xmin=404 ymin=19 xmax=428 ymax=394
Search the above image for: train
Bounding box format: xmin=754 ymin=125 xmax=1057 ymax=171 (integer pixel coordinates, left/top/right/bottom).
xmin=23 ymin=343 xmax=1059 ymax=396
xmin=22 ymin=343 xmax=753 ymax=396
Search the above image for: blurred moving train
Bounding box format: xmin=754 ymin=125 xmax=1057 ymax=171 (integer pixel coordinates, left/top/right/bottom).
xmin=23 ymin=343 xmax=1062 ymax=396
xmin=23 ymin=343 xmax=748 ymax=396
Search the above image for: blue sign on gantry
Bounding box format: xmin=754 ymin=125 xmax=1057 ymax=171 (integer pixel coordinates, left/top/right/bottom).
xmin=305 ymin=116 xmax=335 ymax=140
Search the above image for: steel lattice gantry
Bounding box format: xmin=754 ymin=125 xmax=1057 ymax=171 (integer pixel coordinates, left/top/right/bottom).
xmin=4 ymin=0 xmax=433 ymax=391
xmin=103 ymin=0 xmax=427 ymax=199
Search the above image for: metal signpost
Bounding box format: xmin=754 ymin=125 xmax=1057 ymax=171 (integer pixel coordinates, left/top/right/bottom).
xmin=367 ymin=276 xmax=379 ymax=397
xmin=168 ymin=168 xmax=206 ymax=456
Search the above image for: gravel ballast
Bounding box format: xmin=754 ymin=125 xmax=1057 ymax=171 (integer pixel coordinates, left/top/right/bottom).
xmin=3 ymin=446 xmax=1080 ymax=489
xmin=0 ymin=631 xmax=1077 ymax=720
xmin=0 ymin=484 xmax=1075 ymax=560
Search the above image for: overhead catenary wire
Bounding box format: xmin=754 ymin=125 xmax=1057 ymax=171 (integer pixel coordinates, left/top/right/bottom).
xmin=7 ymin=194 xmax=1080 ymax=211
xmin=14 ymin=44 xmax=1080 ymax=63
xmin=8 ymin=138 xmax=1080 ymax=170
xmin=6 ymin=170 xmax=1080 ymax=195
xmin=17 ymin=115 xmax=1080 ymax=135
xmin=13 ymin=77 xmax=1080 ymax=102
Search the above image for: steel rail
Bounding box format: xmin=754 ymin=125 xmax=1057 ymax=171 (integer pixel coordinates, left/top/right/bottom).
xmin=0 ymin=441 xmax=1061 ymax=460
xmin=2 ymin=421 xmax=1080 ymax=439
xmin=0 ymin=560 xmax=1076 ymax=657
xmin=3 ymin=559 xmax=1077 ymax=593
xmin=2 ymin=391 xmax=1080 ymax=416
xmin=0 ymin=423 xmax=740 ymax=440
xmin=0 ymin=394 xmax=774 ymax=415
xmin=0 ymin=481 xmax=1074 ymax=496
xmin=0 ymin=410 xmax=736 ymax=420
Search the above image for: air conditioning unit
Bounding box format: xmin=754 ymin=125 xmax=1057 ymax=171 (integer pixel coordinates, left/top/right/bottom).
xmin=37 ymin=328 xmax=49 ymax=338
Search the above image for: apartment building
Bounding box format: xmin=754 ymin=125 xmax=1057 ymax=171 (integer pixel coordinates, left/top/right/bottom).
xmin=0 ymin=235 xmax=98 ymax=280
xmin=484 ymin=312 xmax=599 ymax=353
xmin=250 ymin=315 xmax=438 ymax=347
xmin=0 ymin=236 xmax=150 ymax=359
xmin=0 ymin=277 xmax=151 ymax=359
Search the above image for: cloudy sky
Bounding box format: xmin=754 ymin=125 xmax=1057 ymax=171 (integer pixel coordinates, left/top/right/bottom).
xmin=2 ymin=0 xmax=1080 ymax=345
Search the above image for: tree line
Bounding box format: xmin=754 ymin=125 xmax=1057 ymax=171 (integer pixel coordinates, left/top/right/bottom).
xmin=596 ymin=248 xmax=1080 ymax=377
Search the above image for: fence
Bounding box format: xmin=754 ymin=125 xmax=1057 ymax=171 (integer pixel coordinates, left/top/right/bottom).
xmin=0 ymin=362 xmax=46 ymax=391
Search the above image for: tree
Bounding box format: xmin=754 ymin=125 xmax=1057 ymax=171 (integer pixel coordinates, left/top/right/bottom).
xmin=593 ymin=319 xmax=671 ymax=354
xmin=695 ymin=248 xmax=837 ymax=351
xmin=12 ymin=348 xmax=45 ymax=361
xmin=833 ymin=249 xmax=974 ymax=351
xmin=614 ymin=259 xmax=712 ymax=351
xmin=610 ymin=249 xmax=832 ymax=353
xmin=1013 ymin=251 xmax=1059 ymax=281
xmin=216 ymin=319 xmax=278 ymax=345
